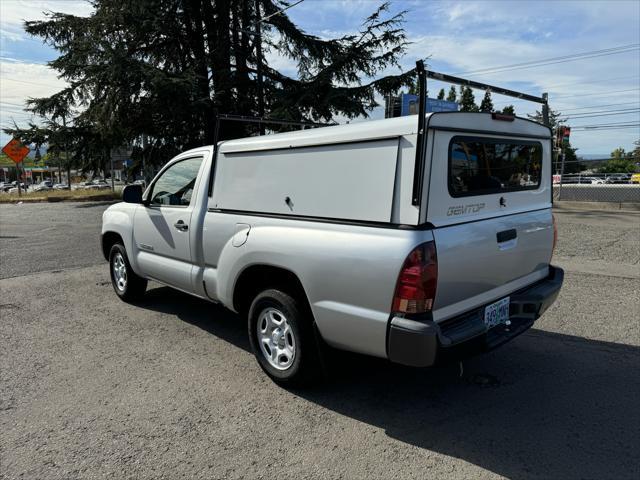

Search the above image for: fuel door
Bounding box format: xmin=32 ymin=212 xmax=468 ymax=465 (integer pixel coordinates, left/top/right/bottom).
xmin=232 ymin=223 xmax=251 ymax=247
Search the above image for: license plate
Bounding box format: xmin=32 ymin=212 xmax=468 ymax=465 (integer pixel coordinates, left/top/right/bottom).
xmin=484 ymin=297 xmax=510 ymax=329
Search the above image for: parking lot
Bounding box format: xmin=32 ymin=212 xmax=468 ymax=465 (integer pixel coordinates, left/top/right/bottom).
xmin=1 ymin=202 xmax=639 ymax=479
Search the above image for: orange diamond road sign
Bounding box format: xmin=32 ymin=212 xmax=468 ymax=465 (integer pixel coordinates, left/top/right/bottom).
xmin=2 ymin=138 xmax=30 ymax=164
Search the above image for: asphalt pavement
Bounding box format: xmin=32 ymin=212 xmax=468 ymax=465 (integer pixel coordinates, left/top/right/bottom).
xmin=1 ymin=202 xmax=639 ymax=479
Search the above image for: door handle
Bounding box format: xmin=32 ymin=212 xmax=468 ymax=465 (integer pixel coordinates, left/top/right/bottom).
xmin=174 ymin=220 xmax=188 ymax=231
xmin=496 ymin=229 xmax=517 ymax=243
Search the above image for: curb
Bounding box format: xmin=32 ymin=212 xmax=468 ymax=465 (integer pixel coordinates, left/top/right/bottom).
xmin=553 ymin=200 xmax=640 ymax=212
xmin=0 ymin=195 xmax=119 ymax=204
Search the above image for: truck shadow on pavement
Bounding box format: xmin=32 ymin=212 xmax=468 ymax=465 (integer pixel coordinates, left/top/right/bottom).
xmin=140 ymin=286 xmax=640 ymax=480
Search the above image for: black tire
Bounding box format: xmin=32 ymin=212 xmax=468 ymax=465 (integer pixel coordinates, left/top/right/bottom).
xmin=248 ymin=289 xmax=321 ymax=386
xmin=109 ymin=243 xmax=147 ymax=302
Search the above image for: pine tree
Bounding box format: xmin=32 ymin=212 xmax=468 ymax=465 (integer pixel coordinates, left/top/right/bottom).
xmin=446 ymin=86 xmax=457 ymax=102
xmin=527 ymin=107 xmax=564 ymax=129
xmin=459 ymin=86 xmax=479 ymax=112
xmin=15 ymin=0 xmax=418 ymax=168
xmin=479 ymin=90 xmax=494 ymax=112
xmin=437 ymin=88 xmax=445 ymax=100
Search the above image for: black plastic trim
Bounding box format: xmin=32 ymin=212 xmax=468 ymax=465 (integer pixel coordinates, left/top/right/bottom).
xmin=412 ymin=61 xmax=427 ymax=206
xmin=207 ymin=143 xmax=222 ymax=197
xmin=497 ymin=228 xmax=517 ymax=243
xmin=208 ymin=208 xmax=435 ymax=230
xmin=386 ymin=266 xmax=564 ymax=367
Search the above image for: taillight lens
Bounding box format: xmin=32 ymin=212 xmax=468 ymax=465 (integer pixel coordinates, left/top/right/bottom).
xmin=392 ymin=241 xmax=438 ymax=315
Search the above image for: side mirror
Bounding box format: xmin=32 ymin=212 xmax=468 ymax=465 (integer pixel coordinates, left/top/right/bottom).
xmin=122 ymin=184 xmax=143 ymax=204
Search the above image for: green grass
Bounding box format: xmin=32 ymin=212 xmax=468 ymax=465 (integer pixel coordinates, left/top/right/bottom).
xmin=0 ymin=189 xmax=120 ymax=203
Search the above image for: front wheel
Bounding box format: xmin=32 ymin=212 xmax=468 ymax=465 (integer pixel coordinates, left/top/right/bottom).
xmin=109 ymin=243 xmax=147 ymax=301
xmin=248 ymin=289 xmax=320 ymax=386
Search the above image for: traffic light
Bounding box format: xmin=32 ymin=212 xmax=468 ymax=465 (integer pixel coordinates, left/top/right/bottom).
xmin=556 ymin=126 xmax=570 ymax=147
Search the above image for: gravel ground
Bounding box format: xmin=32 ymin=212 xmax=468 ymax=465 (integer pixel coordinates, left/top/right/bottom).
xmin=1 ymin=202 xmax=639 ymax=479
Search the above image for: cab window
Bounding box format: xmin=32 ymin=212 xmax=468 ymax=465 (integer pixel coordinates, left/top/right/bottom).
xmin=149 ymin=157 xmax=202 ymax=206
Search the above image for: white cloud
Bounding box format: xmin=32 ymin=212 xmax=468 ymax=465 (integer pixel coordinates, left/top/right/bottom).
xmin=0 ymin=60 xmax=68 ymax=145
xmin=0 ymin=0 xmax=93 ymax=41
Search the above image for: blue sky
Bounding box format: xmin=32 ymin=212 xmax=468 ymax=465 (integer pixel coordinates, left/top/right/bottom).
xmin=1 ymin=0 xmax=639 ymax=155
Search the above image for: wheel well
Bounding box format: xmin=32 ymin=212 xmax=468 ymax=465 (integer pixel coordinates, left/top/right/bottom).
xmin=233 ymin=265 xmax=310 ymax=318
xmin=101 ymin=231 xmax=124 ymax=260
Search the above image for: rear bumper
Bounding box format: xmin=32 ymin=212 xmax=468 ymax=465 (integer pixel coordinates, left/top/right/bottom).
xmin=387 ymin=265 xmax=564 ymax=367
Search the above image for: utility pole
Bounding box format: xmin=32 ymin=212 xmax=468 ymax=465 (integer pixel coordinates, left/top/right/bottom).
xmin=542 ymin=92 xmax=550 ymax=127
xmin=110 ymin=148 xmax=115 ymax=192
xmin=254 ymin=0 xmax=265 ymax=135
xmin=62 ymin=115 xmax=71 ymax=189
xmin=16 ymin=163 xmax=22 ymax=196
xmin=142 ymin=133 xmax=148 ymax=183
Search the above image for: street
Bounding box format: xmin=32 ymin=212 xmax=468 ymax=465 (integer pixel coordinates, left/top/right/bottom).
xmin=1 ymin=202 xmax=639 ymax=479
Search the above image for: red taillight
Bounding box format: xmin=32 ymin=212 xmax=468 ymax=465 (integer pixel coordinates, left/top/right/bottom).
xmin=392 ymin=241 xmax=438 ymax=315
xmin=491 ymin=112 xmax=515 ymax=122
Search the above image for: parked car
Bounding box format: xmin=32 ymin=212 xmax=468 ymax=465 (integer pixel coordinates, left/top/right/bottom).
xmin=53 ymin=183 xmax=69 ymax=190
xmin=561 ymin=176 xmax=600 ymax=184
xmin=84 ymin=180 xmax=111 ymax=190
xmin=630 ymin=173 xmax=640 ymax=184
xmin=584 ymin=177 xmax=605 ymax=185
xmin=6 ymin=181 xmax=28 ymax=193
xmin=33 ymin=180 xmax=54 ymax=192
xmin=605 ymin=174 xmax=631 ymax=184
xmin=101 ymin=112 xmax=563 ymax=385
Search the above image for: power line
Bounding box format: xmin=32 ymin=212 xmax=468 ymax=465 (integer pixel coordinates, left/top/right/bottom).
xmin=553 ymin=88 xmax=640 ymax=99
xmin=261 ymin=0 xmax=304 ymax=22
xmin=570 ymin=122 xmax=640 ymax=130
xmin=571 ymin=126 xmax=639 ymax=131
xmin=0 ymin=101 xmax=27 ymax=108
xmin=570 ymin=120 xmax=640 ymax=126
xmin=1 ymin=78 xmax=64 ymax=89
xmin=494 ymin=88 xmax=640 ymax=107
xmin=452 ymin=44 xmax=640 ymax=76
xmin=565 ymin=108 xmax=640 ymax=119
xmin=540 ymin=74 xmax=640 ymax=91
xmin=560 ymin=102 xmax=640 ymax=112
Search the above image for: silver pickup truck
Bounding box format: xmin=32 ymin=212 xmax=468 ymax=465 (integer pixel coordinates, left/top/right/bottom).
xmin=101 ymin=112 xmax=563 ymax=385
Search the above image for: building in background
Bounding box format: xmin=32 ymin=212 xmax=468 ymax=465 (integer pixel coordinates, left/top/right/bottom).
xmin=385 ymin=93 xmax=458 ymax=118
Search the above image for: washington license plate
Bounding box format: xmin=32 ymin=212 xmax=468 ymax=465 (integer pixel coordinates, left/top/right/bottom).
xmin=484 ymin=297 xmax=510 ymax=329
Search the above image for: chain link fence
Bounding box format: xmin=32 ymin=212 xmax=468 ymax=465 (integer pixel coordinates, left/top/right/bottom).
xmin=553 ymin=173 xmax=640 ymax=202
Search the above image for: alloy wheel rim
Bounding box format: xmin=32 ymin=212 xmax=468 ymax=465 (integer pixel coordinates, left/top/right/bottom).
xmin=257 ymin=307 xmax=296 ymax=370
xmin=112 ymin=253 xmax=127 ymax=291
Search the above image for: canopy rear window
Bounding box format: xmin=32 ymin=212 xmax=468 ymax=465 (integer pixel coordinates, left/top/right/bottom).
xmin=448 ymin=136 xmax=542 ymax=197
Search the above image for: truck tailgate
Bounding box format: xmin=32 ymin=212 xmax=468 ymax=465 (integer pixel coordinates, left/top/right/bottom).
xmin=432 ymin=208 xmax=553 ymax=322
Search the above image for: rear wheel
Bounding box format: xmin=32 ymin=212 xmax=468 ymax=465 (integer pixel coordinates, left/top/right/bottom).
xmin=248 ymin=289 xmax=320 ymax=386
xmin=109 ymin=243 xmax=147 ymax=301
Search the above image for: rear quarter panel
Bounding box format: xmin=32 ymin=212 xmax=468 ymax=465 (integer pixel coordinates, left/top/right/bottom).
xmin=202 ymin=212 xmax=433 ymax=358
